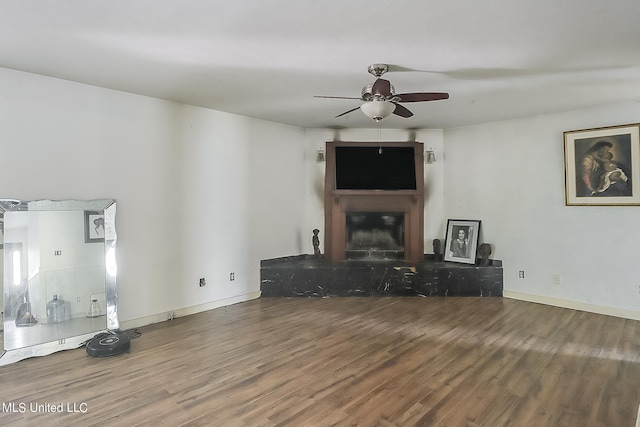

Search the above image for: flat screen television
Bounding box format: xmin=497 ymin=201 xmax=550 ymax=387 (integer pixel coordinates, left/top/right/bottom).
xmin=334 ymin=146 xmax=417 ymax=190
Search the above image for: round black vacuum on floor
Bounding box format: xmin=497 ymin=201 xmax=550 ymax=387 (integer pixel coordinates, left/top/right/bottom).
xmin=86 ymin=331 xmax=130 ymax=357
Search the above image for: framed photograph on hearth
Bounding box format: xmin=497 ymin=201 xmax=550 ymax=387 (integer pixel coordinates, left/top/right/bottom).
xmin=444 ymin=219 xmax=481 ymax=264
xmin=564 ymin=123 xmax=640 ymax=206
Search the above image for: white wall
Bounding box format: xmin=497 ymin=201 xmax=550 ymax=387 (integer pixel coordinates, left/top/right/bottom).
xmin=0 ymin=67 xmax=305 ymax=328
xmin=443 ymin=102 xmax=640 ymax=318
xmin=303 ymin=128 xmax=445 ymax=254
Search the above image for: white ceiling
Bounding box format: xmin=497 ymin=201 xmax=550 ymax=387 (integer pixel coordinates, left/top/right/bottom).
xmin=2 ymin=1 xmax=640 ymax=129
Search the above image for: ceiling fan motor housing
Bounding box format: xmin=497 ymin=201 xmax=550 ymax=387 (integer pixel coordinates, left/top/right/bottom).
xmin=361 ymin=83 xmax=395 ymax=101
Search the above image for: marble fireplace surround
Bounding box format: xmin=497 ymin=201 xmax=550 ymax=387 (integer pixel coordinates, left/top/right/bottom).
xmin=324 ymin=141 xmax=424 ymax=262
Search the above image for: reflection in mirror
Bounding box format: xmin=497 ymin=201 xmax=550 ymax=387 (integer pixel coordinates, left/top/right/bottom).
xmin=0 ymin=199 xmax=117 ymax=365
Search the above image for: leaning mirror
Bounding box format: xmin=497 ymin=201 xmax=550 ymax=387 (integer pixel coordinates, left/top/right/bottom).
xmin=0 ymin=199 xmax=118 ymax=365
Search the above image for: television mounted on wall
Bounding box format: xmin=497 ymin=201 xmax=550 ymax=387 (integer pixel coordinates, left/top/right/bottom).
xmin=334 ymin=145 xmax=417 ymax=190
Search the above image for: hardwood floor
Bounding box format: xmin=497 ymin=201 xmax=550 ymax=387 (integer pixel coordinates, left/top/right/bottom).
xmin=1 ymin=297 xmax=639 ymax=426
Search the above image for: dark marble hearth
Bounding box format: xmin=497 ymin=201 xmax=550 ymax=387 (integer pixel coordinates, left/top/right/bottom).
xmin=260 ymin=255 xmax=503 ymax=297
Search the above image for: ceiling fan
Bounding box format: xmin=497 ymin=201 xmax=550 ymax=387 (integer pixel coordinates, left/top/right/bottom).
xmin=315 ymin=64 xmax=449 ymax=122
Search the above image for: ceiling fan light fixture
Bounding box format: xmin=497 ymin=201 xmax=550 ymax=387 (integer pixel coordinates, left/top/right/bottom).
xmin=360 ymin=100 xmax=395 ymax=122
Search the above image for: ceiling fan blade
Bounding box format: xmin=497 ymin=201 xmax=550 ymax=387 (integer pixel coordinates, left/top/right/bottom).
xmin=335 ymin=106 xmax=361 ymax=118
xmin=395 ymin=92 xmax=449 ymax=103
xmin=371 ymin=78 xmax=392 ymax=97
xmin=314 ymin=95 xmax=361 ymax=100
xmin=392 ymin=103 xmax=413 ymax=118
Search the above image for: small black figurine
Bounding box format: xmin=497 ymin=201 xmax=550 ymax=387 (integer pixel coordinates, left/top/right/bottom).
xmin=312 ymin=229 xmax=321 ymax=257
xmin=433 ymin=238 xmax=442 ymax=261
xmin=478 ymin=243 xmax=492 ymax=266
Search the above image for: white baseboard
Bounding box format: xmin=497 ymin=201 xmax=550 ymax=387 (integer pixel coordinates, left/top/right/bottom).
xmin=119 ymin=291 xmax=262 ymax=331
xmin=504 ymin=290 xmax=640 ymax=321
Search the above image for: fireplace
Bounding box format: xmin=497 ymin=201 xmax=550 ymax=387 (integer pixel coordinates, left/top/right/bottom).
xmin=346 ymin=212 xmax=404 ymax=259
xmin=324 ymin=141 xmax=424 ymax=262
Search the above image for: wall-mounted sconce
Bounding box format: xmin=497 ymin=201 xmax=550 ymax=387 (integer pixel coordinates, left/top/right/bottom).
xmin=316 ymin=149 xmax=325 ymax=163
xmin=425 ymin=149 xmax=436 ymax=164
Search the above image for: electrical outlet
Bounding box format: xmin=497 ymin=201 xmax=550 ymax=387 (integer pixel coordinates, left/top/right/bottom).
xmin=76 ymin=297 xmax=81 ymax=302
xmin=230 ymin=272 xmax=235 ymax=281
xmin=199 ymin=278 xmax=206 ymax=287
xmin=553 ymin=274 xmax=561 ymax=285
xmin=518 ymin=270 xmax=525 ymax=278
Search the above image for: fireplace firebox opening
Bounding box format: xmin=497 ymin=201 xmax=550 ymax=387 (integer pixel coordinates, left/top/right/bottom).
xmin=346 ymin=212 xmax=404 ymax=260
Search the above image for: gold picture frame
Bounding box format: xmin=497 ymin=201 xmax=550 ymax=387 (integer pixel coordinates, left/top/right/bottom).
xmin=564 ymin=123 xmax=640 ymax=206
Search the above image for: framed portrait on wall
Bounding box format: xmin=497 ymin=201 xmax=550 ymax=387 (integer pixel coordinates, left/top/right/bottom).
xmin=444 ymin=219 xmax=481 ymax=264
xmin=84 ymin=211 xmax=105 ymax=243
xmin=564 ymin=123 xmax=640 ymax=206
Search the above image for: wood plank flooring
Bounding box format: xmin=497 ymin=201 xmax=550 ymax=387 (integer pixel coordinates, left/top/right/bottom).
xmin=1 ymin=297 xmax=639 ymax=426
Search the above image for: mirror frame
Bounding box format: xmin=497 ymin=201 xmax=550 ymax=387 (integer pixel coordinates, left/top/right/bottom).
xmin=0 ymin=199 xmax=118 ymax=365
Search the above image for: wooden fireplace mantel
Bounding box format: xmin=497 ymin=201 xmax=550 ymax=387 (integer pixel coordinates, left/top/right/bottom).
xmin=324 ymin=141 xmax=424 ymax=262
